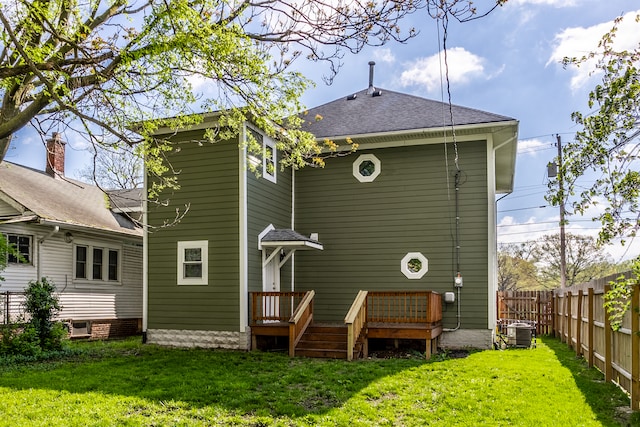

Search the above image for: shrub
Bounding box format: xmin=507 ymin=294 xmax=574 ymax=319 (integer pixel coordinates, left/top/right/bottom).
xmin=23 ymin=278 xmax=64 ymax=351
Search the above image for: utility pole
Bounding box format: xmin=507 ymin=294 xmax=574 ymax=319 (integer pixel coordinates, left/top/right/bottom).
xmin=556 ymin=134 xmax=567 ymax=288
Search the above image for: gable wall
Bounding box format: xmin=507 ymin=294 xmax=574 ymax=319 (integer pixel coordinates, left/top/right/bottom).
xmin=147 ymin=133 xmax=241 ymax=331
xmin=294 ymin=140 xmax=489 ymax=328
xmin=0 ymin=198 xmax=20 ymax=216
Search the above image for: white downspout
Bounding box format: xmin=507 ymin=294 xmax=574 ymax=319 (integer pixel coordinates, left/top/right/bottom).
xmin=37 ymin=225 xmax=59 ymax=279
xmin=142 ymin=159 xmax=149 ymax=342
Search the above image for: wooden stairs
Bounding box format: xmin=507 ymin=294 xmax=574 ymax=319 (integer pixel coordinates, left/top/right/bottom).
xmin=294 ymin=324 xmax=363 ymax=359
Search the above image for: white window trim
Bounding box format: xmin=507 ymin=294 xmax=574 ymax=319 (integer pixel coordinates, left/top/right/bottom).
xmin=353 ymin=153 xmax=381 ymax=182
xmin=401 ymin=252 xmax=429 ymax=279
xmin=263 ymin=135 xmax=277 ymax=183
xmin=73 ymin=241 xmax=122 ymax=286
xmin=177 ymin=240 xmax=208 ymax=285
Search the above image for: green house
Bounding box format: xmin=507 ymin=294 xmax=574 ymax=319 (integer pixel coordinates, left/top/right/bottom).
xmin=144 ymin=69 xmax=518 ymax=354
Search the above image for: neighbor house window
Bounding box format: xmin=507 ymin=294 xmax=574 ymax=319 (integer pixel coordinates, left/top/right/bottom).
xmin=177 ymin=241 xmax=208 ymax=285
xmin=353 ymin=154 xmax=381 ymax=182
xmin=74 ymin=243 xmax=120 ymax=283
xmin=401 ymin=252 xmax=429 ymax=279
xmin=5 ymin=234 xmax=32 ymax=264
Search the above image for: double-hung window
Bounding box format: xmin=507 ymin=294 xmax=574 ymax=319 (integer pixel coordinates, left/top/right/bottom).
xmin=4 ymin=233 xmax=32 ymax=264
xmin=74 ymin=243 xmax=121 ymax=283
xmin=177 ymin=241 xmax=208 ymax=285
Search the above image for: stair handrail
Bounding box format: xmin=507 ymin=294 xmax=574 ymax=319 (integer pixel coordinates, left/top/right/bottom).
xmin=288 ymin=290 xmax=315 ymax=357
xmin=344 ymin=290 xmax=368 ymax=361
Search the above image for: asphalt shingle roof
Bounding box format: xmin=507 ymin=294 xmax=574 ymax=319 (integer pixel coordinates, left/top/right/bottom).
xmin=261 ymin=229 xmax=320 ymax=244
xmin=300 ymin=87 xmax=515 ymax=139
xmin=0 ymin=161 xmax=141 ymax=237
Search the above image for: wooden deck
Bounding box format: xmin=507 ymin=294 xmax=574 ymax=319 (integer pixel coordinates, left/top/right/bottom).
xmin=250 ymin=290 xmax=443 ymax=359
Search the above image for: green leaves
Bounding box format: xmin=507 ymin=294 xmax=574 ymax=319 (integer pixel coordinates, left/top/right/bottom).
xmin=549 ymin=13 xmax=640 ymax=247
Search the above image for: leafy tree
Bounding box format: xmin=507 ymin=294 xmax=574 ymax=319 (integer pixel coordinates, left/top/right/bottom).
xmin=549 ymin=13 xmax=639 ymax=247
xmin=534 ymin=233 xmax=614 ymax=288
xmin=497 ymin=243 xmax=540 ymax=291
xmin=1 ymin=0 xmax=507 ymax=205
xmin=548 ymin=13 xmax=640 ymax=318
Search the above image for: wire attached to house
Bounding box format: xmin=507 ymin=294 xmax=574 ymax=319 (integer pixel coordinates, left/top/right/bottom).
xmin=436 ymin=11 xmax=463 ymax=332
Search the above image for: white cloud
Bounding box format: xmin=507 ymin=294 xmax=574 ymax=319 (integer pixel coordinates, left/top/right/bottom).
xmin=517 ymin=138 xmax=551 ymax=157
xmin=547 ymin=10 xmax=640 ymax=90
xmin=510 ymin=0 xmax=576 ymax=6
xmin=400 ymin=47 xmax=486 ymax=93
xmin=373 ymin=48 xmax=395 ymax=64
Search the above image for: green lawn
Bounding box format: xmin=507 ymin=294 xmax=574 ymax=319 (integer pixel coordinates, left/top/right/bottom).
xmin=0 ymin=336 xmax=635 ymax=426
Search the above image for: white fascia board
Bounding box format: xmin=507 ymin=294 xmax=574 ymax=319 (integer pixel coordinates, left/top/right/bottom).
xmin=322 ymin=120 xmax=519 ymax=152
xmin=260 ymin=240 xmax=324 ymax=251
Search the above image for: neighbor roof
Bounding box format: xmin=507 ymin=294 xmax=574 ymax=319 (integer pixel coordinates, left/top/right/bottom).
xmin=0 ymin=161 xmax=141 ymax=237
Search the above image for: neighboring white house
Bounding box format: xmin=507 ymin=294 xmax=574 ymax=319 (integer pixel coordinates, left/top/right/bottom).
xmin=0 ymin=133 xmax=143 ymax=338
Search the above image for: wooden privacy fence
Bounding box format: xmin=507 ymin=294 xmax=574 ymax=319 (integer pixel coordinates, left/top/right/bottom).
xmin=553 ymin=271 xmax=640 ymax=410
xmin=497 ymin=290 xmax=553 ymax=335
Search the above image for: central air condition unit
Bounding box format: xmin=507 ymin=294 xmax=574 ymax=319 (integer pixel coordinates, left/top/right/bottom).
xmin=507 ymin=322 xmax=533 ymax=348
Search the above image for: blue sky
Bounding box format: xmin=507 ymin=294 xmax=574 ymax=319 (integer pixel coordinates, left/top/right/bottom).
xmin=5 ymin=0 xmax=640 ymax=262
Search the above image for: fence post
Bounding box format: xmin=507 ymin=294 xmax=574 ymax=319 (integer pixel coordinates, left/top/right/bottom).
xmin=587 ymin=288 xmax=594 ymax=368
xmin=604 ymin=284 xmax=613 ymax=382
xmin=576 ymin=290 xmax=583 ymax=357
xmin=567 ymin=291 xmax=572 ymax=348
xmin=631 ymin=284 xmax=639 ymax=411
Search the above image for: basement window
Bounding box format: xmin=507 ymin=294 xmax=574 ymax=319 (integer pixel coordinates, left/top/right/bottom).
xmin=353 ymin=154 xmax=380 ymax=182
xmin=401 ymin=252 xmax=428 ymax=279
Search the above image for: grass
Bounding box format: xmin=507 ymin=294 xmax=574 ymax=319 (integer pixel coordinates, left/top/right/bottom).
xmin=0 ymin=336 xmax=636 ymax=426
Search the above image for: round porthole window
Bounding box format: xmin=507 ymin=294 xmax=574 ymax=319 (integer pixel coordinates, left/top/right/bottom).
xmin=353 ymin=154 xmax=381 ymax=182
xmin=401 ymin=252 xmax=428 ymax=279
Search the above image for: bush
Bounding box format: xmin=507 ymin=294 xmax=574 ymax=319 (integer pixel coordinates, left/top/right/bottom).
xmin=24 ymin=278 xmax=64 ymax=351
xmin=0 ymin=278 xmax=67 ymax=357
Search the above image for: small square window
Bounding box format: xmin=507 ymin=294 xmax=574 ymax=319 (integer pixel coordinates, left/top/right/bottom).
xmin=178 ymin=241 xmax=208 ymax=285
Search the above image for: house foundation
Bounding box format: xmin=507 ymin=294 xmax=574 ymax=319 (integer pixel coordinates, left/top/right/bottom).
xmin=146 ymin=329 xmax=251 ymax=350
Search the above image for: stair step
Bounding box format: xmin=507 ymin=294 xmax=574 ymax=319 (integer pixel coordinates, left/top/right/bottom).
xmin=296 ymin=340 xmax=347 ymax=351
xmin=295 ymin=348 xmax=347 ymax=359
xmin=305 ymin=326 xmax=347 ymax=335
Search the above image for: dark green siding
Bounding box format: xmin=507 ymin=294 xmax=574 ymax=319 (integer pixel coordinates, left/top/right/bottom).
xmin=294 ymin=141 xmax=489 ymax=328
xmin=148 ymin=131 xmax=241 ymax=331
xmin=246 ymin=164 xmax=293 ymax=293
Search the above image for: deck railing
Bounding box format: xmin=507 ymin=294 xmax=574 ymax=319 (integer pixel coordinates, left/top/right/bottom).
xmin=289 ymin=290 xmax=315 ymax=357
xmin=250 ymin=291 xmax=307 ymax=324
xmin=366 ymin=291 xmax=442 ymax=324
xmin=344 ymin=290 xmax=368 ymax=361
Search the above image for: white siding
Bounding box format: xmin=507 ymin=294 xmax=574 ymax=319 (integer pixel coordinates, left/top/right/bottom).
xmin=1 ymin=223 xmax=142 ymax=321
xmin=0 ymin=198 xmax=20 ymax=216
xmin=1 ymin=223 xmax=38 ymax=291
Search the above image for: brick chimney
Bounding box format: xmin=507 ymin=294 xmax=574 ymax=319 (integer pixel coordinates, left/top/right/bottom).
xmin=45 ymin=132 xmax=66 ymax=177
